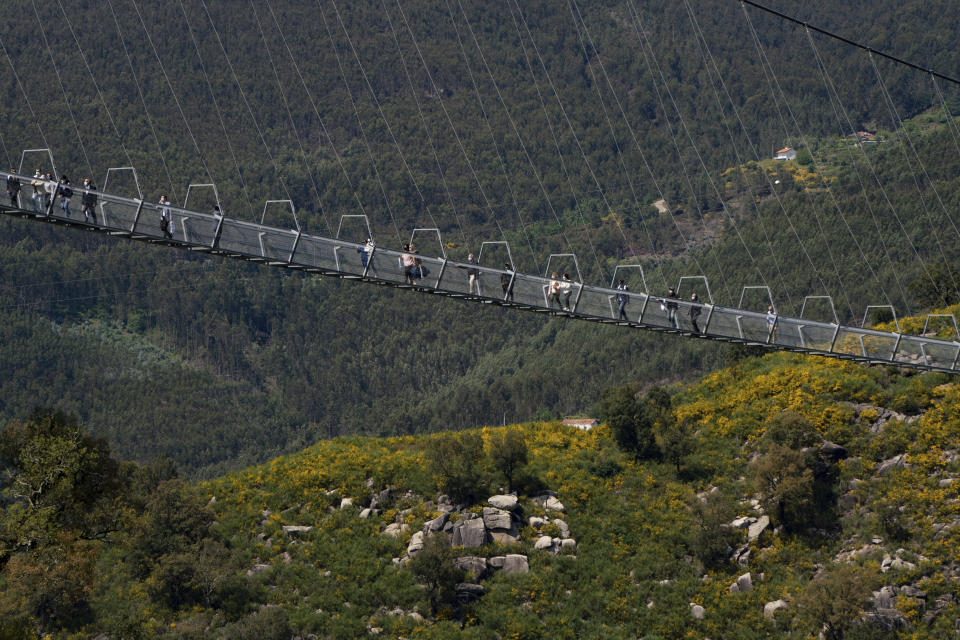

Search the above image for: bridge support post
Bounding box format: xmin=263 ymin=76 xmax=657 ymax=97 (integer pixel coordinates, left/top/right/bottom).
xmin=288 ymin=229 xmax=302 ymax=262
xmin=435 ymin=259 xmax=447 ymax=289
xmin=889 ymin=333 xmax=902 ymax=362
xmin=571 ymin=285 xmax=584 ymax=313
xmin=637 ymin=294 xmax=651 ymax=324
xmin=211 ymin=215 xmax=224 ymax=249
xmin=829 ymin=323 xmax=841 ymax=353
xmin=702 ymin=305 xmax=715 ymax=335
xmin=504 ymin=271 xmax=516 ymax=303
xmin=362 ymin=246 xmax=376 ymax=279
xmin=129 ymin=199 xmax=144 ymax=233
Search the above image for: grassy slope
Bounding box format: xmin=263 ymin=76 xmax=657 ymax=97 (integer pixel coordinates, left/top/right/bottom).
xmin=186 ymin=351 xmax=960 ymax=639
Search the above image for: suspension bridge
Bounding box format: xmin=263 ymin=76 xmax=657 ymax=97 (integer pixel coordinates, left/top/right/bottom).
xmin=3 ymin=168 xmax=958 ymax=374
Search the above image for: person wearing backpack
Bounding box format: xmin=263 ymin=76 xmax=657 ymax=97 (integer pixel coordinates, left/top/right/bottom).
xmin=6 ymin=170 xmax=21 ymax=207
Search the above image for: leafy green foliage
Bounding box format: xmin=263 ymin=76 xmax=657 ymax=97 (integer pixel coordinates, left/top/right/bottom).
xmin=427 ymin=432 xmax=487 ymax=505
xmin=408 ymin=534 xmax=465 ymax=617
xmin=594 ymin=385 xmax=659 ymax=460
xmin=796 ymin=565 xmax=879 ymax=640
xmin=487 ymin=428 xmax=529 ymax=492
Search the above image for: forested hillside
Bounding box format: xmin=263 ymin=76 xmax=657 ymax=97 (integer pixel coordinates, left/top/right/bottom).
xmin=4 ymin=343 xmax=960 ymax=637
xmin=2 ymin=0 xmax=960 ymax=474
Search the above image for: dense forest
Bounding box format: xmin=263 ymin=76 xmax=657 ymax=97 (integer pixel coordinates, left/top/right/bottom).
xmin=2 ymin=0 xmax=960 ymax=475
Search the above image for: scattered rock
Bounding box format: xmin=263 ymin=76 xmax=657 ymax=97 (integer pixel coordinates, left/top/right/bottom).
xmin=407 ymin=531 xmax=425 ymax=555
xmin=552 ymin=519 xmax=570 ymax=538
xmin=340 ymin=497 xmax=353 ymax=509
xmin=690 ymin=603 xmax=705 ymax=620
xmin=489 ymin=530 xmax=520 ymax=545
xmin=534 ymin=494 xmax=565 ymax=512
xmin=247 ymin=563 xmax=270 ymax=576
xmin=763 ymin=599 xmax=789 ymax=619
xmin=282 ymin=525 xmax=313 ymax=537
xmin=488 ymin=494 xmax=520 ymax=511
xmin=424 ymin=513 xmax=449 ymax=532
xmin=730 ymin=516 xmax=756 ymax=529
xmin=454 ymin=556 xmax=488 ymax=579
xmin=529 ymin=516 xmax=548 ymax=528
xmin=819 ymin=441 xmax=848 ymax=462
xmin=899 ymin=585 xmax=925 ymax=598
xmin=534 ymin=536 xmax=555 ymax=551
xmin=867 ymin=586 xmax=907 ymax=630
xmin=482 ymin=507 xmax=514 ymax=531
xmin=735 ymin=545 xmax=751 ymax=567
xmin=382 ymin=523 xmax=409 ymax=538
xmin=875 ymin=454 xmax=909 ymax=476
xmin=737 ymin=572 xmax=753 ymax=592
xmin=455 ymin=583 xmax=484 ymax=603
xmin=502 ymin=554 xmax=529 ymax=574
xmin=279 ymin=552 xmax=291 ymax=565
xmin=560 ymin=538 xmax=577 ymax=552
xmin=452 ymin=518 xmax=487 ymax=548
xmin=488 ymin=556 xmax=506 ymax=569
xmin=359 ymin=508 xmax=372 ymax=519
xmin=748 ymin=515 xmax=769 ymax=543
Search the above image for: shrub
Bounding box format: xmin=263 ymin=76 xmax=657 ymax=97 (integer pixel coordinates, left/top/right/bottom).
xmin=796 ymin=565 xmax=879 ymax=640
xmin=751 ymin=444 xmax=838 ymax=533
xmin=687 ymin=490 xmax=740 ymax=569
xmin=594 ymin=385 xmax=659 ymax=460
xmin=427 ymin=432 xmax=487 ymax=505
xmin=487 ymin=428 xmax=528 ymax=492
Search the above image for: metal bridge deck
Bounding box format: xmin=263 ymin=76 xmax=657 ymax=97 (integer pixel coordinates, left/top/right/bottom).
xmin=2 ymin=171 xmax=957 ymax=374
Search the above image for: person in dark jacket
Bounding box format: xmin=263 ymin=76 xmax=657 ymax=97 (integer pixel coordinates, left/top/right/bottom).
xmin=81 ymin=178 xmax=98 ymax=223
xmin=689 ymin=292 xmax=702 ymax=333
xmin=501 ymin=263 xmax=514 ymax=301
xmin=58 ymin=176 xmax=73 ymax=217
xmin=616 ymin=279 xmax=629 ymax=321
xmin=6 ymin=171 xmax=21 ymax=207
xmin=665 ymin=288 xmax=679 ymax=328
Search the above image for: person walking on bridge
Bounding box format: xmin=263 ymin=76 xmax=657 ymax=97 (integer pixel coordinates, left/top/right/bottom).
xmin=665 ymin=288 xmax=679 ymax=329
xmin=81 ymin=178 xmax=98 ymax=224
xmin=501 ymin=263 xmax=514 ymax=301
xmin=466 ymin=253 xmax=481 ymax=296
xmin=6 ymin=170 xmax=21 ymax=207
xmin=689 ymin=292 xmax=702 ymax=334
xmin=57 ymin=176 xmax=73 ymax=217
xmin=30 ymin=170 xmax=44 ymax=212
xmin=43 ymin=173 xmax=56 ymax=211
xmin=615 ymin=279 xmax=629 ymax=321
xmin=548 ymin=273 xmax=563 ymax=310
xmin=158 ymin=195 xmax=173 ymax=239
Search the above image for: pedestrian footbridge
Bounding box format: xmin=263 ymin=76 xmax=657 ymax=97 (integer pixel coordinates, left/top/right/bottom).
xmin=2 ymin=169 xmax=958 ymax=374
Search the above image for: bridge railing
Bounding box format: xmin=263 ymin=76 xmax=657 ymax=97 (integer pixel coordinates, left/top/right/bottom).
xmin=3 ymin=169 xmax=960 ymax=373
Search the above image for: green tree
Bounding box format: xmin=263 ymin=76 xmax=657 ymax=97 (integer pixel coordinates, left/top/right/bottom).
xmin=657 ymin=416 xmax=694 ymax=475
xmin=687 ymin=490 xmax=740 ymax=569
xmin=797 ymin=565 xmax=879 ymax=640
xmin=408 ymin=534 xmax=465 ymax=617
xmin=487 ymin=429 xmax=528 ymax=492
xmin=595 ymin=385 xmax=659 ymax=460
xmin=0 ymin=410 xmax=124 ymax=561
xmin=427 ymin=432 xmax=487 ymax=505
xmin=764 ymin=411 xmax=818 ymax=449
